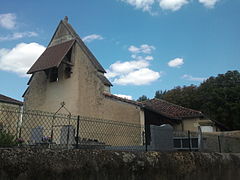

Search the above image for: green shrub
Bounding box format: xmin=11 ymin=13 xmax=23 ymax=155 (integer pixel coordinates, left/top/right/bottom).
xmin=0 ymin=130 xmax=16 ymax=147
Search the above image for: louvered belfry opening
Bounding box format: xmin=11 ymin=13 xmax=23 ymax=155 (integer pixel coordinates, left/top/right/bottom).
xmin=44 ymin=47 xmax=73 ymax=82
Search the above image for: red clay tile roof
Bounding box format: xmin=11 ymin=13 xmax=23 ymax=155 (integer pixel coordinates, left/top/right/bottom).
xmin=27 ymin=39 xmax=75 ymax=74
xmin=143 ymin=98 xmax=204 ymax=120
xmin=0 ymin=94 xmax=23 ymax=106
xmin=102 ymin=95 xmax=203 ymax=120
xmin=103 ymin=93 xmax=142 ymax=107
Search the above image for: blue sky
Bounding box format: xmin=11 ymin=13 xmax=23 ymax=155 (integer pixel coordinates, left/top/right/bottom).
xmin=0 ymin=0 xmax=239 ymax=101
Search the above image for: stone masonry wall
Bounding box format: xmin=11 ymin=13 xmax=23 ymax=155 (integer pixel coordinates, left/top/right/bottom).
xmin=0 ymin=149 xmax=240 ymax=180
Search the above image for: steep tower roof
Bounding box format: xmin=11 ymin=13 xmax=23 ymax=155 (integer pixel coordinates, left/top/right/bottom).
xmin=48 ymin=17 xmax=106 ymax=73
xmin=26 ymin=17 xmax=112 ymax=90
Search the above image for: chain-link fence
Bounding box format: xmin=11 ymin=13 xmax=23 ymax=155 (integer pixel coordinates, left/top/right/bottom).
xmin=201 ymin=132 xmax=240 ymax=153
xmin=1 ymin=106 xmax=240 ymax=152
xmin=0 ymin=106 xmax=144 ymax=150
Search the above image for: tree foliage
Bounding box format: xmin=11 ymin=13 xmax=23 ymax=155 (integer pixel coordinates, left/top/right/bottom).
xmin=152 ymin=70 xmax=240 ymax=130
xmin=137 ymin=95 xmax=149 ymax=102
xmin=197 ymin=71 xmax=240 ymax=130
xmin=154 ymin=90 xmax=166 ymax=99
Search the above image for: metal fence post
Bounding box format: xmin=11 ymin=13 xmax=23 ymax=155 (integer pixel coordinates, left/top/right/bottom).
xmin=218 ymin=135 xmax=221 ymax=153
xmin=188 ymin=130 xmax=191 ymax=151
xmin=50 ymin=117 xmax=54 ymax=143
xmin=66 ymin=116 xmax=71 ymax=149
xmin=76 ymin=115 xmax=80 ymax=149
xmin=18 ymin=127 xmax=22 ymax=139
xmin=144 ymin=123 xmax=148 ymax=152
xmin=198 ymin=126 xmax=203 ymax=151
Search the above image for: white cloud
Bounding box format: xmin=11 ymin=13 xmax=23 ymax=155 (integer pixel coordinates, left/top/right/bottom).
xmin=198 ymin=0 xmax=219 ymax=8
xmin=145 ymin=56 xmax=154 ymax=60
xmin=182 ymin=74 xmax=206 ymax=81
xmin=168 ymin=58 xmax=184 ymax=68
xmin=106 ymin=43 xmax=159 ymax=85
xmin=141 ymin=44 xmax=156 ymax=53
xmin=128 ymin=45 xmax=140 ymax=53
xmin=120 ymin=0 xmax=219 ymax=13
xmin=109 ymin=60 xmax=149 ymax=75
xmin=0 ymin=43 xmax=45 ymax=76
xmin=105 ymin=70 xmax=118 ymax=79
xmin=0 ymin=13 xmax=16 ymax=29
xmin=131 ymin=55 xmax=154 ymax=61
xmin=128 ymin=44 xmax=155 ymax=54
xmin=113 ymin=68 xmax=160 ymax=85
xmin=121 ymin=0 xmax=155 ymax=12
xmin=159 ymin=0 xmax=189 ymax=11
xmin=114 ymin=94 xmax=133 ymax=100
xmin=82 ymin=34 xmax=103 ymax=43
xmin=0 ymin=32 xmax=38 ymax=41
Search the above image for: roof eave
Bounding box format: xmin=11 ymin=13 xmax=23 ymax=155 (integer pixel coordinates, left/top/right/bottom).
xmin=0 ymin=100 xmax=23 ymax=106
xmin=27 ymin=66 xmax=57 ymax=74
xmin=27 ymin=39 xmax=76 ymax=74
xmin=103 ymin=93 xmax=143 ymax=107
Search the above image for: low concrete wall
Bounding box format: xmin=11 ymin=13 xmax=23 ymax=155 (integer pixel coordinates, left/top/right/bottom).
xmin=0 ymin=149 xmax=240 ymax=180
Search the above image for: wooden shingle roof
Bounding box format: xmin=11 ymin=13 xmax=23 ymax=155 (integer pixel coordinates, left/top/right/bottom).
xmin=143 ymin=98 xmax=204 ymax=120
xmin=0 ymin=94 xmax=23 ymax=106
xmin=27 ymin=39 xmax=75 ymax=74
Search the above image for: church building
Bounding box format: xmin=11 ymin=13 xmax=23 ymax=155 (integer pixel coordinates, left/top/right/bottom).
xmin=23 ymin=17 xmax=145 ymax=127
